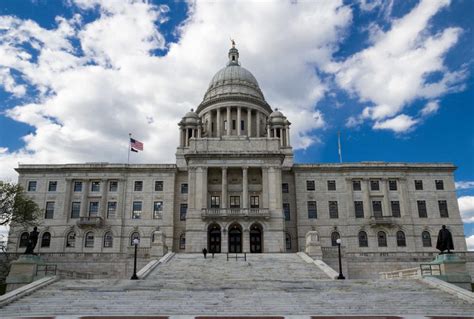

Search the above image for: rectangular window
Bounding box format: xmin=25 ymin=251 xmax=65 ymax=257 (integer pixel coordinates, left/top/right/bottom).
xmin=71 ymin=202 xmax=81 ymax=219
xmin=438 ymin=200 xmax=448 ymax=218
xmin=354 ymin=201 xmax=364 ymax=218
xmin=210 ymin=196 xmax=220 ymax=208
xmin=153 ymin=201 xmax=163 ymax=219
xmin=283 ymin=203 xmax=290 ymax=221
xmin=372 ymin=201 xmax=382 ymax=217
xmin=180 ymin=203 xmax=187 ymax=221
xmin=230 ymin=196 xmax=240 ymax=208
xmin=91 ymin=181 xmax=100 ymax=192
xmin=45 ymin=201 xmax=55 ymax=219
xmin=107 ymin=201 xmax=117 ymax=218
xmin=48 ymin=181 xmax=57 ymax=192
xmin=181 ymin=183 xmax=188 ymax=194
xmin=155 ymin=181 xmax=163 ymax=192
xmin=109 ymin=181 xmax=118 ymax=192
xmin=415 ymin=180 xmax=423 ymax=190
xmin=352 ymin=180 xmax=361 ymax=191
xmin=329 ymin=201 xmax=339 ymax=218
xmin=327 ymin=180 xmax=336 ymax=191
xmin=74 ymin=181 xmax=82 ymax=192
xmin=27 ymin=181 xmax=37 ymax=192
xmin=370 ymin=180 xmax=380 ymax=191
xmin=435 ymin=180 xmax=444 ymax=190
xmin=132 ymin=201 xmax=142 ymax=219
xmin=134 ymin=181 xmax=143 ymax=192
xmin=417 ymin=200 xmax=427 ymax=218
xmin=391 ymin=201 xmax=401 ymax=217
xmin=250 ymin=196 xmax=259 ymax=208
xmin=89 ymin=201 xmax=99 ymax=217
xmin=389 ymin=180 xmax=397 ymax=191
xmin=282 ymin=183 xmax=289 ymax=193
xmin=307 ymin=201 xmax=317 ymax=219
xmin=306 ymin=180 xmax=315 ymax=191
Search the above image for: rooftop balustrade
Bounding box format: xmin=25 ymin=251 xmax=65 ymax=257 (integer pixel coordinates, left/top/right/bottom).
xmin=76 ymin=216 xmax=104 ymax=228
xmin=201 ymin=208 xmax=270 ymax=219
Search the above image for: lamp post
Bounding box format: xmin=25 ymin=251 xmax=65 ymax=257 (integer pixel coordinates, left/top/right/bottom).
xmin=336 ymin=238 xmax=345 ymax=280
xmin=131 ymin=238 xmax=140 ymax=280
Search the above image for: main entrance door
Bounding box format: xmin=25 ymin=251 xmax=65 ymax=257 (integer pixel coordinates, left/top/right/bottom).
xmin=228 ymin=224 xmax=242 ymax=253
xmin=208 ymin=224 xmax=221 ymax=253
xmin=250 ymin=223 xmax=262 ymax=253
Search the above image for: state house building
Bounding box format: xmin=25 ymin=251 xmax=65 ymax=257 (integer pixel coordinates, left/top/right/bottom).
xmin=7 ymin=45 xmax=467 ymax=269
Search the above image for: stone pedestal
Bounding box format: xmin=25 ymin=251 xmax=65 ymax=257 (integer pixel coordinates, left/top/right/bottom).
xmin=150 ymin=230 xmax=167 ymax=258
xmin=305 ymin=231 xmax=322 ymax=258
xmin=429 ymin=254 xmax=472 ymax=291
xmin=5 ymin=255 xmax=44 ymax=292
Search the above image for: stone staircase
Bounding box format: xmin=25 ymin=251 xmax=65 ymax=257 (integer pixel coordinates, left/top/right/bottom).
xmin=1 ymin=253 xmax=472 ymax=317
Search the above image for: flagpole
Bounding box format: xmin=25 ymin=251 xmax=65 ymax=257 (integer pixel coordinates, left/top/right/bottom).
xmin=128 ymin=133 xmax=131 ymax=165
xmin=337 ymin=130 xmax=342 ymax=163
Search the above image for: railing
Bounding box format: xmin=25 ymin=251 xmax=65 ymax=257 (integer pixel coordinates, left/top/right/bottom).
xmin=420 ymin=263 xmax=442 ymax=276
xmin=227 ymin=252 xmax=247 ymax=261
xmin=76 ymin=216 xmax=104 ymax=228
xmin=380 ymin=267 xmax=421 ymax=279
xmin=36 ymin=264 xmax=57 ymax=276
xmin=369 ymin=215 xmax=398 ymax=227
xmin=57 ymin=269 xmax=94 ymax=279
xmin=202 ymin=208 xmax=270 ymax=219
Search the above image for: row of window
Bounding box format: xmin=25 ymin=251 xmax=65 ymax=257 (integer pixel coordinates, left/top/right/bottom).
xmin=329 ymin=230 xmax=434 ymax=248
xmin=19 ymin=231 xmax=141 ymax=249
xmin=27 ymin=180 xmax=174 ymax=193
xmin=297 ymin=179 xmax=445 ymax=192
xmin=301 ymin=200 xmax=448 ymax=219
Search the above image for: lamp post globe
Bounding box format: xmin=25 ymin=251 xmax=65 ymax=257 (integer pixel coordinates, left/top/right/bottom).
xmin=131 ymin=238 xmax=140 ymax=280
xmin=336 ymin=238 xmax=345 ymax=280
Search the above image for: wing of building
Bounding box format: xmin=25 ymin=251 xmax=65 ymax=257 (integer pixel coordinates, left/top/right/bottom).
xmin=7 ymin=45 xmax=467 ymax=278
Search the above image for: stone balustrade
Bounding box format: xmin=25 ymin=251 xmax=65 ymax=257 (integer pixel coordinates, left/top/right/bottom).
xmin=369 ymin=215 xmax=398 ymax=227
xmin=379 ymin=267 xmax=421 ymax=279
xmin=76 ymin=216 xmax=104 ymax=228
xmin=201 ymin=208 xmax=270 ymax=219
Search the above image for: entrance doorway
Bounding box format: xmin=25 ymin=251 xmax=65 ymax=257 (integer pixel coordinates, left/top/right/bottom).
xmin=208 ymin=223 xmax=221 ymax=253
xmin=228 ymin=223 xmax=242 ymax=253
xmin=250 ymin=223 xmax=263 ymax=253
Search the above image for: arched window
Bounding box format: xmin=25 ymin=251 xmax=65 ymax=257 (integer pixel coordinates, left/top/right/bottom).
xmin=85 ymin=231 xmax=94 ymax=248
xmin=19 ymin=232 xmax=29 ymax=248
xmin=41 ymin=232 xmax=51 ymax=248
xmin=396 ymin=231 xmax=406 ymax=247
xmin=331 ymin=232 xmax=340 ymax=247
xmin=377 ymin=231 xmax=387 ymax=247
xmin=285 ymin=233 xmax=291 ymax=251
xmin=422 ymin=231 xmax=432 ymax=247
xmin=179 ymin=233 xmax=186 ymax=250
xmin=130 ymin=232 xmax=140 ymax=246
xmin=104 ymin=232 xmax=113 ymax=248
xmin=66 ymin=231 xmax=76 ymax=248
xmin=358 ymin=231 xmax=368 ymax=247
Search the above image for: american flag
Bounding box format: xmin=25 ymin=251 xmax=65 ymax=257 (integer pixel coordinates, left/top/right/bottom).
xmin=130 ymin=138 xmax=143 ymax=152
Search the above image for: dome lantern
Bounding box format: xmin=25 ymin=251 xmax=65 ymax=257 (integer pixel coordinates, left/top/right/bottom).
xmin=227 ymin=40 xmax=240 ymax=66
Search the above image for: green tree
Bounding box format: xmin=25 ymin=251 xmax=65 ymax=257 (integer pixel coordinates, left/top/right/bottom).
xmin=0 ymin=182 xmax=40 ymax=227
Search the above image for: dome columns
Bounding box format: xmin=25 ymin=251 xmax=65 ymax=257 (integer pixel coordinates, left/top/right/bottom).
xmin=268 ymin=109 xmax=291 ymax=148
xmin=179 ymin=109 xmax=200 ymax=147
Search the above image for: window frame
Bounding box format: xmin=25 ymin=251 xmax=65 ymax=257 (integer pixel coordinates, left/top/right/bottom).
xmin=73 ymin=181 xmax=82 ymax=192
xmin=414 ymin=180 xmax=423 ymax=190
xmin=396 ymin=231 xmax=406 ymax=247
xmin=391 ymin=201 xmax=401 ymax=218
xmin=377 ymin=231 xmax=387 ymax=247
xmin=88 ymin=201 xmax=99 ymax=217
xmin=153 ymin=201 xmax=163 ymax=219
xmin=103 ymin=232 xmax=113 ymax=248
xmin=84 ymin=232 xmax=94 ymax=248
xmin=329 ymin=201 xmax=339 ymax=219
xmin=45 ymin=201 xmax=55 ymax=219
xmin=27 ymin=181 xmax=37 ymax=192
xmin=90 ymin=181 xmax=101 ymax=192
xmin=66 ymin=231 xmax=76 ymax=248
xmin=181 ymin=183 xmax=188 ymax=194
xmin=179 ymin=233 xmax=186 ymax=250
xmin=282 ymin=183 xmax=289 ymax=193
xmin=417 ymin=200 xmax=427 ymax=218
xmin=250 ymin=196 xmax=259 ymax=208
xmin=306 ymin=180 xmax=315 ymax=191
xmin=155 ymin=180 xmax=164 ymax=192
xmin=438 ymin=200 xmax=449 ymax=218
xmin=109 ymin=180 xmax=118 ymax=192
xmin=352 ymin=180 xmax=361 ymax=191
xmin=307 ymin=201 xmax=317 ymax=219
xmin=71 ymin=202 xmax=81 ymax=219
xmin=422 ymin=231 xmax=432 ymax=247
xmin=229 ymin=196 xmax=240 ymax=208
xmin=283 ymin=203 xmax=290 ymax=221
xmin=132 ymin=201 xmax=142 ymax=219
xmin=41 ymin=232 xmax=51 ymax=248
xmin=370 ymin=180 xmax=380 ymax=191
xmin=327 ymin=180 xmax=336 ymax=191
xmin=358 ymin=231 xmax=368 ymax=247
xmin=435 ymin=180 xmax=444 ymax=190
xmin=134 ymin=181 xmax=143 ymax=192
xmin=354 ymin=201 xmax=364 ymax=218
xmin=388 ymin=180 xmax=397 ymax=191
xmin=180 ymin=203 xmax=188 ymax=221
xmin=107 ymin=201 xmax=117 ymax=218
xmin=372 ymin=200 xmax=382 ymax=217
xmin=48 ymin=181 xmax=57 ymax=192
xmin=210 ymin=196 xmax=220 ymax=208
xmin=331 ymin=232 xmax=340 ymax=247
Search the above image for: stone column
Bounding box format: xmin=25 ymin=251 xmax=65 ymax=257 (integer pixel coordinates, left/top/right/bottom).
xmin=262 ymin=167 xmax=269 ymax=209
xmin=364 ymin=179 xmax=371 ymax=218
xmin=256 ymin=112 xmax=260 ymax=137
xmin=247 ymin=108 xmax=252 ymax=137
xmin=185 ymin=128 xmax=189 ymax=146
xmin=346 ymin=178 xmax=354 ymax=220
xmin=278 ymin=128 xmax=283 ymax=147
xmin=286 ymin=125 xmax=290 ymax=146
xmin=222 ymin=229 xmax=228 ymax=253
xmin=221 ymin=167 xmax=227 ymax=208
xmin=197 ymin=126 xmax=201 ymax=138
xmin=201 ymin=167 xmax=208 ymax=209
xmin=217 ymin=108 xmax=221 ymax=137
xmin=64 ymin=179 xmax=72 ymax=220
xmin=191 ymin=128 xmax=195 ymax=138
xmin=208 ymin=112 xmax=212 ymax=137
xmin=243 ymin=229 xmax=250 ymax=253
xmin=267 ymin=125 xmax=270 ymax=138
xmin=100 ymin=179 xmax=108 ymax=218
xmin=226 ymin=106 xmax=231 ymax=136
xmin=180 ymin=129 xmax=184 ymax=146
xmin=242 ymin=167 xmax=248 ymax=209
xmin=80 ymin=180 xmax=89 ymax=217
xmin=382 ymin=178 xmax=390 ymax=217
xmin=237 ymin=107 xmax=241 ymax=136
xmin=399 ymin=178 xmax=408 ymax=217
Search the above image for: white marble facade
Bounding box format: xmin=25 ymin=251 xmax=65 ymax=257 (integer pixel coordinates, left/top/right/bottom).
xmin=7 ymin=45 xmax=467 ymax=257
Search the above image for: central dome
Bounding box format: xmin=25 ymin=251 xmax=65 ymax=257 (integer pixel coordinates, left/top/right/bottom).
xmin=197 ymin=45 xmax=271 ymax=114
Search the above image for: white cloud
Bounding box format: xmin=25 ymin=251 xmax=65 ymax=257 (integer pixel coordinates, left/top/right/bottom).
xmin=329 ymin=0 xmax=465 ymax=132
xmin=466 ymin=235 xmax=474 ymax=251
xmin=455 ymin=181 xmax=474 ymax=190
xmin=0 ymin=1 xmax=353 ymax=180
xmin=420 ymin=100 xmax=440 ymax=116
xmin=373 ymin=114 xmax=418 ymax=133
xmin=458 ymin=196 xmax=474 ymax=223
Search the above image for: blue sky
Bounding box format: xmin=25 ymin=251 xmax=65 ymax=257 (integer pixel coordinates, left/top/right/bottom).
xmin=0 ymin=0 xmax=473 ymax=246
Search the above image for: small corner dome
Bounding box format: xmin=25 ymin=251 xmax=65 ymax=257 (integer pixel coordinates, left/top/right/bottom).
xmin=269 ymin=109 xmax=286 ymax=125
xmin=181 ymin=109 xmax=199 ymax=125
xmin=184 ymin=109 xmax=199 ymax=119
xmin=269 ymin=109 xmax=285 ymax=118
